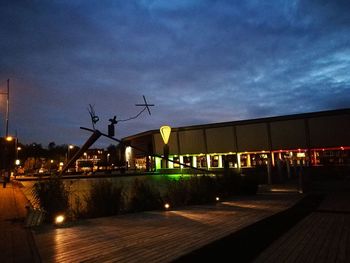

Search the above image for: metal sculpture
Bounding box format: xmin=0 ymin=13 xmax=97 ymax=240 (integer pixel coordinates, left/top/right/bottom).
xmin=61 ymin=96 xmax=154 ymax=174
xmin=88 ymin=104 xmax=99 ymax=130
xmin=106 ymin=96 xmax=154 ymax=137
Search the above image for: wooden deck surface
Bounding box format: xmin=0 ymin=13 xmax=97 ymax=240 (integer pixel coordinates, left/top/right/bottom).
xmin=0 ymin=182 xmax=40 ymax=263
xmin=34 ymin=194 xmax=301 ymax=263
xmin=254 ymin=192 xmax=350 ymax=263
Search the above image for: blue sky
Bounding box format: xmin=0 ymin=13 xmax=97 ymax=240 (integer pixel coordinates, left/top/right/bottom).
xmin=0 ymin=0 xmax=349 ymax=147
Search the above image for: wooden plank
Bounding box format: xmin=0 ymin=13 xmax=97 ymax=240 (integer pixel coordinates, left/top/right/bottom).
xmin=254 ymin=192 xmax=350 ymax=263
xmin=34 ymin=194 xmax=301 ymax=262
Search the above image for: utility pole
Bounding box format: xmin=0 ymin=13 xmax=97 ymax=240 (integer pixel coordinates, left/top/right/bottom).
xmin=0 ymin=79 xmax=9 ymax=137
xmin=6 ymin=79 xmax=9 ymax=137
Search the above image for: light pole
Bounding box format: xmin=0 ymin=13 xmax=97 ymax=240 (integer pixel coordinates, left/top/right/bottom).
xmin=0 ymin=79 xmax=10 ymax=137
xmin=67 ymin=145 xmax=74 ymax=171
xmin=160 ymin=125 xmax=171 ymax=168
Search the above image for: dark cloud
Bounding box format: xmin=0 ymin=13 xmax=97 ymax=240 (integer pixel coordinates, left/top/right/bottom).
xmin=0 ymin=0 xmax=349 ymax=147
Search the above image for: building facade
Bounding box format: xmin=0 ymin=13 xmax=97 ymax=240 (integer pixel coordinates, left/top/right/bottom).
xmin=122 ymin=108 xmax=350 ymax=172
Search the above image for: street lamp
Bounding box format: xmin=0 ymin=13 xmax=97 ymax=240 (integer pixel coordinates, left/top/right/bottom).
xmin=67 ymin=145 xmax=74 ymax=160
xmin=0 ymin=79 xmax=10 ymax=137
xmin=160 ymin=125 xmax=171 ymax=168
xmin=66 ymin=145 xmax=75 ymax=172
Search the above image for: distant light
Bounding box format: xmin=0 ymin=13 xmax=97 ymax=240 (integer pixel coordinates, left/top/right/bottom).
xmin=50 ymin=160 xmax=54 ymax=163
xmin=215 ymin=197 xmax=220 ymax=201
xmin=164 ymin=203 xmax=170 ymax=209
xmin=17 ymin=147 xmax=22 ymax=151
xmin=160 ymin=125 xmax=172 ymax=144
xmin=6 ymin=136 xmax=13 ymax=141
xmin=340 ymin=146 xmax=344 ymax=150
xmin=15 ymin=159 xmax=20 ymax=165
xmin=125 ymin=146 xmax=132 ymax=161
xmin=69 ymin=145 xmax=74 ymax=149
xmin=55 ymin=215 xmax=65 ymax=225
xmin=59 ymin=162 xmax=64 ymax=167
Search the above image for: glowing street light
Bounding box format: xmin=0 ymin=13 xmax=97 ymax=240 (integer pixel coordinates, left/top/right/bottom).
xmin=66 ymin=145 xmax=75 ymax=172
xmin=160 ymin=125 xmax=171 ymax=168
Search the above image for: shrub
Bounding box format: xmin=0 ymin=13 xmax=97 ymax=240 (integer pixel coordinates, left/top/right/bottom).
xmin=164 ymin=177 xmax=190 ymax=207
xmin=70 ymin=194 xmax=85 ymax=220
xmin=216 ymin=171 xmax=260 ymax=196
xmin=186 ymin=175 xmax=217 ymax=205
xmin=127 ymin=179 xmax=162 ymax=212
xmin=164 ymin=175 xmax=218 ymax=207
xmin=216 ymin=172 xmax=241 ymax=197
xmin=239 ymin=175 xmax=259 ymax=195
xmin=84 ymin=179 xmax=124 ymax=218
xmin=31 ymin=176 xmax=69 ymax=223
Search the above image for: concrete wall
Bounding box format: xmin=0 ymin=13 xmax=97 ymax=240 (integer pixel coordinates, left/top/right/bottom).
xmin=205 ymin=126 xmax=236 ymax=153
xmin=308 ymin=113 xmax=350 ymax=148
xmin=270 ymin=119 xmax=307 ymax=150
xmin=178 ymin=129 xmax=206 ymax=154
xmin=236 ymin=123 xmax=269 ymax=152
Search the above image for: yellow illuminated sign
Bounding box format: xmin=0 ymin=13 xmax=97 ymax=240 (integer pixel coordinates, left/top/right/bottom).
xmin=160 ymin=125 xmax=171 ymax=144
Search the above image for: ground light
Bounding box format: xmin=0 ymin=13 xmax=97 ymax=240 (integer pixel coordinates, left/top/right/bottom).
xmin=55 ymin=214 xmax=65 ymax=225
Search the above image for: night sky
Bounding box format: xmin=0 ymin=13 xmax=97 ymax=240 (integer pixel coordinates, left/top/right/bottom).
xmin=1 ymin=0 xmax=350 ymax=147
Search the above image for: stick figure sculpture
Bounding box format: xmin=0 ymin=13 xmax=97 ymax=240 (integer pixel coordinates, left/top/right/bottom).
xmin=88 ymin=104 xmax=99 ymax=130
xmin=87 ymin=96 xmax=154 ymax=137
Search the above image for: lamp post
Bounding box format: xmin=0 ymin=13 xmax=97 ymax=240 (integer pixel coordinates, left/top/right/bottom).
xmin=160 ymin=125 xmax=171 ymax=168
xmin=0 ymin=79 xmax=10 ymax=137
xmin=66 ymin=145 xmax=74 ymax=172
xmin=3 ymin=136 xmax=14 ymax=186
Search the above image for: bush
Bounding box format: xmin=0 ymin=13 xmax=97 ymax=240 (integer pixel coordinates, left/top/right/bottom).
xmin=31 ymin=176 xmax=69 ymax=223
xmin=186 ymin=175 xmax=217 ymax=205
xmin=216 ymin=172 xmax=241 ymax=197
xmin=84 ymin=179 xmax=124 ymax=218
xmin=164 ymin=175 xmax=218 ymax=208
xmin=216 ymin=172 xmax=259 ymax=196
xmin=164 ymin=177 xmax=190 ymax=207
xmin=127 ymin=179 xmax=163 ymax=212
xmin=239 ymin=175 xmax=259 ymax=195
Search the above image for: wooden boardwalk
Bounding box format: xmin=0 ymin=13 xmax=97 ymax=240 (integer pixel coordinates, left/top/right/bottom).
xmin=34 ymin=194 xmax=301 ymax=263
xmin=0 ymin=182 xmax=41 ymax=263
xmin=254 ymin=191 xmax=350 ymax=262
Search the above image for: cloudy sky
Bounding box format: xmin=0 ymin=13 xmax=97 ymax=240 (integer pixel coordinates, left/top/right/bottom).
xmin=1 ymin=0 xmax=349 ymax=147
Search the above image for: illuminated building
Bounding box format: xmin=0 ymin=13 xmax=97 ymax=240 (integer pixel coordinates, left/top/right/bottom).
xmin=122 ymin=108 xmax=350 ymax=172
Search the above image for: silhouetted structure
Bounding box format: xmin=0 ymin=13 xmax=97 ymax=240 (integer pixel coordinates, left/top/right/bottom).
xmin=121 ymin=108 xmax=350 ymax=172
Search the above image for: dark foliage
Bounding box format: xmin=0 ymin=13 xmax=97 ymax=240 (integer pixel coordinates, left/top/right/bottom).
xmin=128 ymin=179 xmax=163 ymax=212
xmin=31 ymin=176 xmax=69 ymax=222
xmin=84 ymin=179 xmax=124 ymax=218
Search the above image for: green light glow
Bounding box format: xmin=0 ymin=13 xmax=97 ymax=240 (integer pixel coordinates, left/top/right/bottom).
xmin=155 ymin=157 xmax=162 ymax=170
